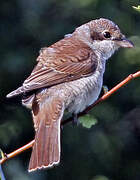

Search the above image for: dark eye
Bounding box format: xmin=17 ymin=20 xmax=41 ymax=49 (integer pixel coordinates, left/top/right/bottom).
xmin=103 ymin=31 xmax=111 ymax=39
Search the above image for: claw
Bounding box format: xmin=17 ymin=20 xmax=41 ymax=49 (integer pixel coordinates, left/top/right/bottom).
xmin=61 ymin=125 xmax=64 ymax=130
xmin=72 ymin=114 xmax=79 ymax=126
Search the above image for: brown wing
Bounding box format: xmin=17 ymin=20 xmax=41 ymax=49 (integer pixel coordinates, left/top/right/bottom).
xmin=22 ymin=40 xmax=97 ymax=92
xmin=6 ymin=37 xmax=98 ymax=98
xmin=23 ymin=59 xmax=97 ymax=91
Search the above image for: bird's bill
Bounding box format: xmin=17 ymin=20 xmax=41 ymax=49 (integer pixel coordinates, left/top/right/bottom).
xmin=115 ymin=38 xmax=134 ymax=48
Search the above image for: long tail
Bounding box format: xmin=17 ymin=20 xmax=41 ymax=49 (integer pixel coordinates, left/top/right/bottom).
xmin=28 ymin=96 xmax=64 ymax=172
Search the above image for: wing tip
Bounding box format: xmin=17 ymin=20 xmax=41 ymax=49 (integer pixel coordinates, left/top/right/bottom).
xmin=6 ymin=92 xmax=16 ymax=98
xmin=6 ymin=86 xmax=24 ymax=98
xmin=6 ymin=93 xmax=11 ymax=98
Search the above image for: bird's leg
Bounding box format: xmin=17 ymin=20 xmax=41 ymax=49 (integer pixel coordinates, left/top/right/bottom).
xmin=61 ymin=124 xmax=64 ymax=130
xmin=72 ymin=113 xmax=79 ymax=126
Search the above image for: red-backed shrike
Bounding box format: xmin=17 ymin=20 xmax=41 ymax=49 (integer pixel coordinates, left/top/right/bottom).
xmin=7 ymin=18 xmax=133 ymax=172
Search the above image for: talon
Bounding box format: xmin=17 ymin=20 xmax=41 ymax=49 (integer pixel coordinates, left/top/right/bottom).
xmin=72 ymin=114 xmax=79 ymax=126
xmin=61 ymin=125 xmax=64 ymax=130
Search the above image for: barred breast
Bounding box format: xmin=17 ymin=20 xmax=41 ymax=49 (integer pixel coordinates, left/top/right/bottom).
xmin=25 ymin=57 xmax=106 ymax=115
xmin=56 ymin=59 xmax=106 ymax=114
xmin=64 ymin=74 xmax=103 ymax=114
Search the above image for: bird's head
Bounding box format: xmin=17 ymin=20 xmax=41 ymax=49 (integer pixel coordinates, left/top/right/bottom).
xmin=75 ymin=18 xmax=134 ymax=60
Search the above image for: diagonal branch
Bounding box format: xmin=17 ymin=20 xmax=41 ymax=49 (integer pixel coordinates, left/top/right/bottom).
xmin=0 ymin=71 xmax=140 ymax=165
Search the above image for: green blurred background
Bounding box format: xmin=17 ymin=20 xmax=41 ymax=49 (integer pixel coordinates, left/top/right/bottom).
xmin=0 ymin=0 xmax=140 ymax=179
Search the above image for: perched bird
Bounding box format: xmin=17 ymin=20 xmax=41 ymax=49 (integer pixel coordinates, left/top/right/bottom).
xmin=7 ymin=18 xmax=133 ymax=172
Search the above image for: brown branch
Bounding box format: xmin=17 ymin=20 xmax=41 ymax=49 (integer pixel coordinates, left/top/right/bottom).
xmin=0 ymin=71 xmax=140 ymax=165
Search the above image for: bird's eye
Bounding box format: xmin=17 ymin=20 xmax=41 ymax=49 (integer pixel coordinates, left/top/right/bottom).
xmin=103 ymin=31 xmax=111 ymax=39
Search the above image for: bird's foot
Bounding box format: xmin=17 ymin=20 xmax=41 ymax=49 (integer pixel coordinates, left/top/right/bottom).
xmin=72 ymin=114 xmax=79 ymax=126
xmin=61 ymin=125 xmax=64 ymax=130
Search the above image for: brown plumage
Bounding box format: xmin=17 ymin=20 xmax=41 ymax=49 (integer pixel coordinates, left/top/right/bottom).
xmin=7 ymin=37 xmax=97 ymax=96
xmin=6 ymin=18 xmax=133 ymax=172
xmin=29 ymin=95 xmax=64 ymax=171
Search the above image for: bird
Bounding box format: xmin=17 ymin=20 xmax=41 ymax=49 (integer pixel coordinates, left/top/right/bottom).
xmin=6 ymin=18 xmax=134 ymax=172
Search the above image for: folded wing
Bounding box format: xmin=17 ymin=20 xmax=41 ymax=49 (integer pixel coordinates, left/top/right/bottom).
xmin=7 ymin=38 xmax=98 ymax=98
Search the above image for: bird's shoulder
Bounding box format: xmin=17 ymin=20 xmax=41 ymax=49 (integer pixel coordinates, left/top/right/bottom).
xmin=36 ymin=36 xmax=93 ymax=67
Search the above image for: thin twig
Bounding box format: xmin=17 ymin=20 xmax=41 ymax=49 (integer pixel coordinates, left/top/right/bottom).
xmin=0 ymin=71 xmax=140 ymax=165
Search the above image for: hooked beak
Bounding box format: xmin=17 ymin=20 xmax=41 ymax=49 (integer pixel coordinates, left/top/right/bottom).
xmin=115 ymin=37 xmax=134 ymax=48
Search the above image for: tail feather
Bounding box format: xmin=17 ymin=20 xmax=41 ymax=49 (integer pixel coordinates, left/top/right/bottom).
xmin=28 ymin=97 xmax=64 ymax=172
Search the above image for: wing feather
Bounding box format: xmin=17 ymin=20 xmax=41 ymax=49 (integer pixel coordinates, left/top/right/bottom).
xmin=7 ymin=37 xmax=98 ymax=97
xmin=23 ymin=54 xmax=98 ymax=92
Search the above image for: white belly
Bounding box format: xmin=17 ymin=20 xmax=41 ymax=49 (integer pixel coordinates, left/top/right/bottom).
xmin=30 ymin=58 xmax=106 ymax=115
xmin=61 ymin=68 xmax=104 ymax=114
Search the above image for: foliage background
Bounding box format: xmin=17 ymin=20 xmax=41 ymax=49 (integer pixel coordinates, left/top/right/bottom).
xmin=0 ymin=0 xmax=140 ymax=179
